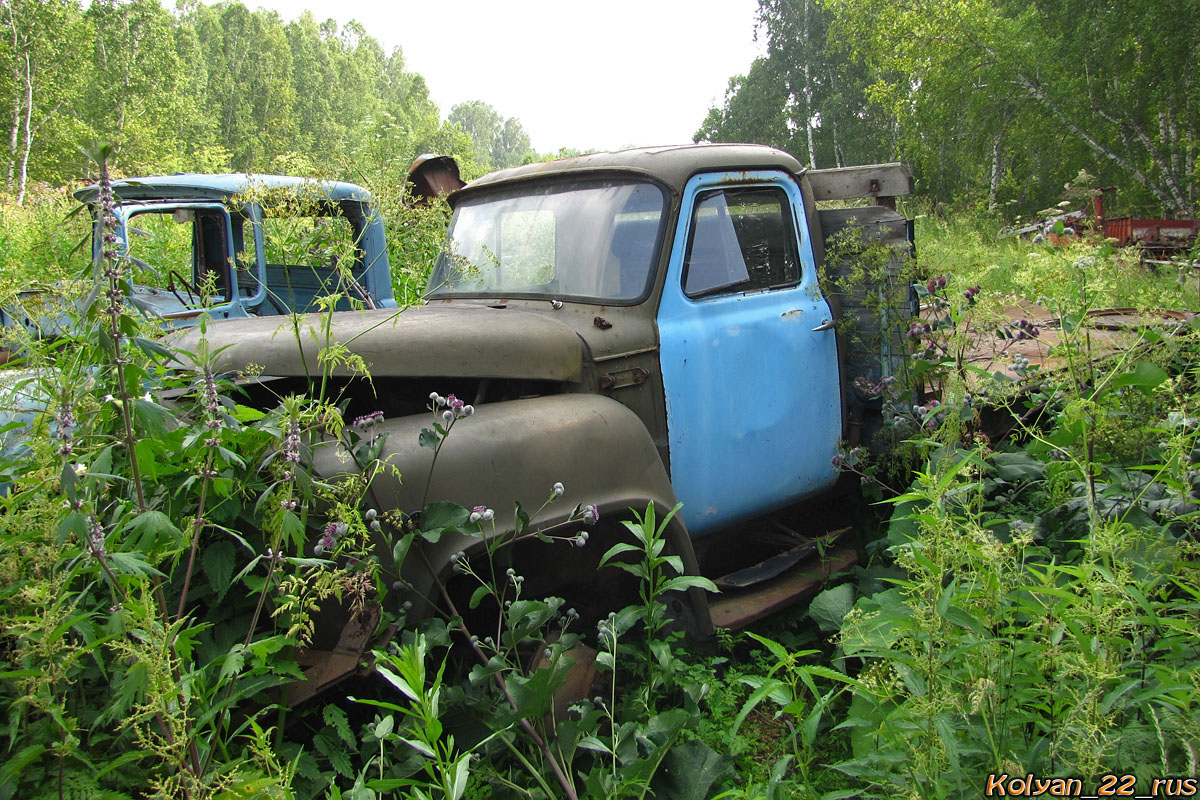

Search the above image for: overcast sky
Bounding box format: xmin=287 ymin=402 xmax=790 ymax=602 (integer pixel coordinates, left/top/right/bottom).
xmin=216 ymin=0 xmax=765 ymax=153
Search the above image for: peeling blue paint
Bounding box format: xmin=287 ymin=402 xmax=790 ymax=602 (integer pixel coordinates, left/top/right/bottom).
xmin=658 ymin=170 xmax=842 ymax=536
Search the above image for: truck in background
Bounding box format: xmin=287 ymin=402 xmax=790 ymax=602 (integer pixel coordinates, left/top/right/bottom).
xmin=0 ymin=174 xmax=397 ymax=346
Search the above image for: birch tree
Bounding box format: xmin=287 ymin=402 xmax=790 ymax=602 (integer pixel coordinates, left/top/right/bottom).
xmin=826 ymin=0 xmax=1199 ymax=214
xmin=1 ymin=0 xmax=87 ymax=201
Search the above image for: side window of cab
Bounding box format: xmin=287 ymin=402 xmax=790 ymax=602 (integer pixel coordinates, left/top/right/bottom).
xmin=682 ymin=186 xmax=800 ymax=298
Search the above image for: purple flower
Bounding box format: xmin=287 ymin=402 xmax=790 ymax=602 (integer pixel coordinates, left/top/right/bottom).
xmin=202 ymin=367 xmax=221 ymax=427
xmin=582 ymin=504 xmax=599 ymax=525
xmin=352 ymin=410 xmax=384 ymax=429
xmin=87 ymin=518 xmax=106 ymax=560
xmin=282 ymin=418 xmax=301 ymax=465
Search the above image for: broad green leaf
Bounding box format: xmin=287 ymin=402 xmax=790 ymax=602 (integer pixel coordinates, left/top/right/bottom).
xmin=232 ymin=403 xmax=266 ymax=422
xmin=1105 ymin=360 xmax=1168 ymax=396
xmin=421 ymin=500 xmax=470 ymax=531
xmin=652 ymin=740 xmax=733 ymax=800
xmin=418 ymin=427 xmax=439 ymax=449
xmin=203 ymin=539 xmax=237 ymax=599
xmin=808 ymin=583 xmax=855 ymax=633
xmin=468 ymin=584 xmax=491 ymax=610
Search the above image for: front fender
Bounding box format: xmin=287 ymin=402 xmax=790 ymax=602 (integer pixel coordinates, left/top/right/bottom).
xmin=311 ymin=393 xmax=699 ymax=617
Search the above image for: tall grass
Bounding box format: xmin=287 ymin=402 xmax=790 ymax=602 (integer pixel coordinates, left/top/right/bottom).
xmin=0 ymin=186 xmax=88 ymax=296
xmin=918 ymin=213 xmax=1197 ymax=310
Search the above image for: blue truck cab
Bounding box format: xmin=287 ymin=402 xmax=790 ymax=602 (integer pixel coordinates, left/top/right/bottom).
xmin=0 ymin=173 xmax=395 ymax=344
xmin=72 ymin=173 xmax=396 ymax=326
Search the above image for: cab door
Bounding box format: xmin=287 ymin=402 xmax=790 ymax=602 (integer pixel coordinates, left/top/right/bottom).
xmin=657 ymin=171 xmax=841 ymax=536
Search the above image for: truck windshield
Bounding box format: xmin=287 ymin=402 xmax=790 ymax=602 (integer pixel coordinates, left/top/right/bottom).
xmin=427 ymin=180 xmax=666 ymax=303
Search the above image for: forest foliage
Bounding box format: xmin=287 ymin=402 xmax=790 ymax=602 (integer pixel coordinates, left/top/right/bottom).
xmin=1 ymin=0 xmax=539 ymax=202
xmin=697 ymin=0 xmax=1199 ymax=219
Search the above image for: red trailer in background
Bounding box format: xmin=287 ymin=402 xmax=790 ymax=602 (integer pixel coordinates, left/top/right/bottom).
xmin=1093 ymin=188 xmax=1198 ymax=260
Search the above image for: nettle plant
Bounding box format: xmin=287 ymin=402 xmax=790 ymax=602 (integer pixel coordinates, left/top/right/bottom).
xmin=816 ymin=241 xmax=1200 ymax=797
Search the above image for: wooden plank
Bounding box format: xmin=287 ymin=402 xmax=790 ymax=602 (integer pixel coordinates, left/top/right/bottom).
xmin=809 ymin=163 xmax=914 ymax=201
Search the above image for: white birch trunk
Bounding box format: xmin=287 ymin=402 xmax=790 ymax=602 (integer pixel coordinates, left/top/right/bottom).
xmin=801 ymin=0 xmax=816 ymax=169
xmin=16 ymin=52 xmax=31 ymax=204
xmin=988 ymin=135 xmax=1003 ymax=209
xmin=5 ymin=7 xmax=20 ymax=193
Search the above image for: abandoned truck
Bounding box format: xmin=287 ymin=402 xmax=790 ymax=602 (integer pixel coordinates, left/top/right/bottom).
xmin=0 ymin=173 xmax=396 ymax=345
xmin=181 ymin=144 xmax=914 ymax=674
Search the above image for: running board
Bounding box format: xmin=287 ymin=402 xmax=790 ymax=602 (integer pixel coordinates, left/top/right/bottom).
xmin=708 ymin=547 xmax=857 ymax=629
xmin=714 ymin=526 xmax=851 ymax=590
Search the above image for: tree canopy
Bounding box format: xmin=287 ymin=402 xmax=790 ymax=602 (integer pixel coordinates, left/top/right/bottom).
xmin=0 ymin=0 xmax=509 ymax=196
xmin=448 ymin=100 xmax=534 ymax=172
xmin=698 ymin=0 xmax=1199 ymax=217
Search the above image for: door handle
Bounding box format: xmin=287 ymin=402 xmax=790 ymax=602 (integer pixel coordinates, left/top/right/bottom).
xmin=811 ymin=318 xmax=836 ymax=332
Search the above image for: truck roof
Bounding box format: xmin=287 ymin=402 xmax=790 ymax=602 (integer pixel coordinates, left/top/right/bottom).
xmin=456 ymin=143 xmax=807 ymax=199
xmin=73 ymin=173 xmax=372 ymax=204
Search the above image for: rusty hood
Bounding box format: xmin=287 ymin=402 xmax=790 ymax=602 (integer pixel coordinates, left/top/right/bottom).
xmin=174 ymin=305 xmax=585 ymax=381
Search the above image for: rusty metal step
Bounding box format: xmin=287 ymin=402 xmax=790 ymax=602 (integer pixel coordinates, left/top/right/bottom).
xmin=712 ymin=526 xmax=851 ymax=590
xmin=708 ymin=547 xmax=857 ymax=630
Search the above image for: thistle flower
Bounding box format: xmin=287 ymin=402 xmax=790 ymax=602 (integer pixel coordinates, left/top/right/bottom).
xmin=352 ymin=410 xmax=384 ymax=429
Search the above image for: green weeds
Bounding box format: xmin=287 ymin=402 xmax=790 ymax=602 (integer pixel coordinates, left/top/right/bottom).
xmin=1 ymin=150 xmax=1198 ymax=799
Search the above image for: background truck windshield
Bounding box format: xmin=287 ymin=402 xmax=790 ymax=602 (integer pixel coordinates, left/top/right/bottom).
xmin=427 ymin=180 xmax=665 ymax=303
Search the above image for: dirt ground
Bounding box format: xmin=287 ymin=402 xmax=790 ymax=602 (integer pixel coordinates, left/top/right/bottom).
xmin=935 ymin=297 xmax=1193 ymax=382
